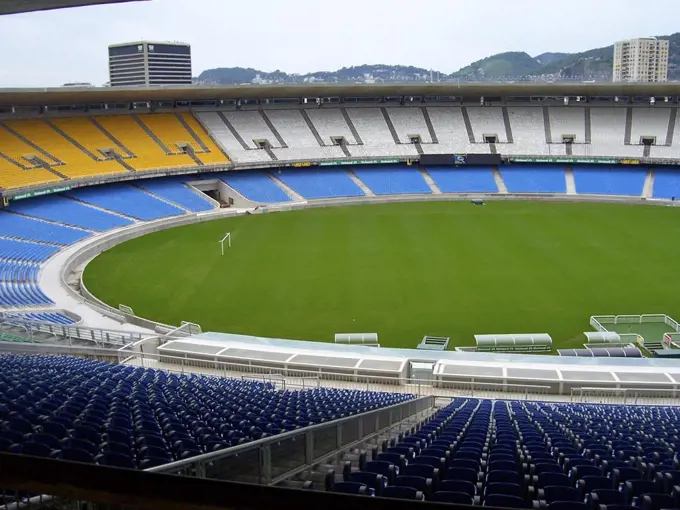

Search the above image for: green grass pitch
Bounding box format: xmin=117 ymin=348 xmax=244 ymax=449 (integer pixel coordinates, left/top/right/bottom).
xmin=83 ymin=200 xmax=680 ymax=351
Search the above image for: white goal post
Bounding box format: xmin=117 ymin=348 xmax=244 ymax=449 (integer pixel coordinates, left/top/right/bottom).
xmin=218 ymin=232 xmax=231 ymax=255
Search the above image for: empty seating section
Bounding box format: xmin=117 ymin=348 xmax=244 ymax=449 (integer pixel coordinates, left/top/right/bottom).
xmin=177 ymin=113 xmax=230 ymax=165
xmin=386 ymin=108 xmax=433 ymax=143
xmin=0 ymin=126 xmax=63 ymax=189
xmin=426 ymin=167 xmax=498 ymax=193
xmin=94 ymin=116 xmax=193 ymax=170
xmin=195 ymin=112 xmax=271 ymax=163
xmin=422 ymin=107 xmax=475 ymax=154
xmin=500 ymin=166 xmax=567 ymax=193
xmin=0 ymin=212 xmax=90 ymax=245
xmin=573 ymin=165 xmax=647 ymax=196
xmin=652 ymin=169 xmax=680 ymax=199
xmin=505 ymin=107 xmax=550 ymax=155
xmin=0 ymin=354 xmax=412 ymax=468
xmin=631 ymin=108 xmax=670 ymax=145
xmin=65 ymin=183 xmax=185 ymax=220
xmin=0 ymin=238 xmax=58 ymax=262
xmin=466 ymin=107 xmax=507 ymax=143
xmin=548 ymin=107 xmax=586 ymax=143
xmin=346 ymin=109 xmax=417 ymax=157
xmin=265 ymin=110 xmax=345 ymax=160
xmin=218 ymin=172 xmax=292 ymax=203
xmin=8 ymin=196 xmax=133 ymax=232
xmin=135 ymin=178 xmax=215 ymax=212
xmin=353 ymin=167 xmax=431 ymax=195
xmin=276 ymin=169 xmax=364 ymax=199
xmin=223 ymin=111 xmax=281 ymax=148
xmin=589 ymin=108 xmax=642 ymax=158
xmin=4 ymin=119 xmax=124 ymax=179
xmin=305 ymin=109 xmax=359 ymax=145
xmin=138 ymin=114 xmax=202 ymax=154
xmin=50 ymin=117 xmax=128 ymax=163
xmin=3 ymin=311 xmax=75 ymax=325
xmin=0 ymin=261 xmax=51 ymax=307
xmin=326 ymin=396 xmax=680 ymax=508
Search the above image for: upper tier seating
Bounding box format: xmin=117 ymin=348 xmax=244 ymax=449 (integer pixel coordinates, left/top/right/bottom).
xmin=65 ymin=183 xmax=185 ymax=221
xmin=194 ymin=112 xmax=272 ymax=163
xmin=573 ymin=166 xmax=648 ymax=196
xmin=276 ymin=169 xmax=364 ymax=199
xmin=8 ymin=196 xmax=133 ymax=232
xmin=466 ymin=107 xmax=508 ymax=143
xmin=0 ymin=354 xmax=412 ymax=468
xmin=500 ymin=166 xmax=567 ymax=193
xmin=324 ymin=396 xmax=680 ymax=507
xmin=0 ymin=212 xmax=90 ymax=245
xmin=652 ymin=169 xmax=680 ymax=199
xmin=218 ymin=172 xmax=292 ymax=203
xmin=0 ymin=237 xmax=59 ymax=262
xmin=94 ymin=115 xmax=195 ymax=171
xmin=3 ymin=119 xmax=125 ymax=179
xmin=353 ymin=166 xmax=431 ymax=195
xmin=135 ymin=178 xmax=215 ymax=212
xmin=426 ymin=167 xmax=498 ymax=193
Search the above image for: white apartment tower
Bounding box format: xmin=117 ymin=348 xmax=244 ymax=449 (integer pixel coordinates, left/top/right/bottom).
xmin=108 ymin=41 xmax=192 ymax=87
xmin=613 ymin=37 xmax=669 ymax=83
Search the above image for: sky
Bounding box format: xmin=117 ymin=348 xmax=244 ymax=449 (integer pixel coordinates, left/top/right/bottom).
xmin=1 ymin=0 xmax=679 ymax=87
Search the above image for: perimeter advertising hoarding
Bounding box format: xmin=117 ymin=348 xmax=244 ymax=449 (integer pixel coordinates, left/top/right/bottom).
xmin=10 ymin=186 xmax=72 ymax=202
xmin=509 ymin=157 xmax=619 ymax=164
xmin=318 ymin=159 xmax=401 ymax=167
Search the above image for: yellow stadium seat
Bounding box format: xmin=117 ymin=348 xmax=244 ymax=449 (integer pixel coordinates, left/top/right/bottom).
xmin=0 ymin=126 xmax=63 ymax=189
xmin=95 ymin=115 xmax=194 ymax=171
xmin=4 ymin=119 xmax=125 ymax=179
xmin=177 ymin=113 xmax=230 ymax=165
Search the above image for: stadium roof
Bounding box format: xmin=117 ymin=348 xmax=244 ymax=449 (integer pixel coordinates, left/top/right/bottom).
xmin=1 ymin=82 xmax=680 ymax=106
xmin=0 ymin=0 xmax=146 ymax=15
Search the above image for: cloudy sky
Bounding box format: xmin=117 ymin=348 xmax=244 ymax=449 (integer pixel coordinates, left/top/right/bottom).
xmin=1 ymin=0 xmax=679 ymax=87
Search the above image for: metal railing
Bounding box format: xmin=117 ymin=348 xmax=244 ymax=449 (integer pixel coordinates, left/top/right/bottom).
xmin=146 ymin=396 xmax=434 ymax=486
xmin=570 ymin=386 xmax=680 ymax=405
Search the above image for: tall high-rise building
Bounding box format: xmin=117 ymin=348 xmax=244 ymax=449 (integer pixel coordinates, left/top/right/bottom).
xmin=612 ymin=37 xmax=669 ymax=83
xmin=108 ymin=41 xmax=192 ymax=87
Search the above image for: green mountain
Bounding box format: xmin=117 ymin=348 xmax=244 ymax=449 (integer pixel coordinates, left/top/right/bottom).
xmin=197 ymin=33 xmax=680 ymax=84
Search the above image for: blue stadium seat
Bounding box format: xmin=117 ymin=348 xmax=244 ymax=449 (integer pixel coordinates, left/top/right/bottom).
xmin=426 ymin=166 xmax=498 ymax=193
xmin=353 ymin=166 xmax=431 ymax=195
xmin=431 ymin=491 xmax=473 ymax=504
xmin=500 ymin=165 xmax=567 ymax=193
xmin=483 ymin=494 xmax=530 ymax=508
xmin=276 ymin=169 xmax=364 ymax=199
xmin=0 ymin=212 xmax=90 ymax=245
xmin=135 ymin=177 xmax=215 ymax=212
xmin=382 ymin=485 xmax=425 ymax=500
xmin=573 ymin=165 xmax=647 ymax=196
xmin=217 ymin=172 xmax=292 ymax=203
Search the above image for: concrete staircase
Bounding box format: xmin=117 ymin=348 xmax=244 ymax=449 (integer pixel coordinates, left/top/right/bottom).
xmin=643 ymin=168 xmax=655 ymax=198
xmin=419 ymin=168 xmax=442 ymax=194
xmin=460 ymin=106 xmax=476 ymax=143
xmin=380 ymin=107 xmax=401 ymax=144
xmin=268 ymin=173 xmax=305 ymax=201
xmin=492 ymin=167 xmax=508 ymax=193
xmin=259 ymin=110 xmax=288 ymax=148
xmin=300 ymin=110 xmax=325 ymax=147
xmin=0 ymin=121 xmax=62 ymax=164
xmin=340 ymin=108 xmax=363 ymax=145
xmin=346 ymin=170 xmax=374 ymax=196
xmin=134 ymin=185 xmax=191 ymax=212
xmin=132 ymin=115 xmax=172 ymax=154
xmin=565 ymin=166 xmax=576 ymax=195
xmin=624 ymin=107 xmax=633 ymax=145
xmin=542 ymin=107 xmax=552 ymax=144
xmin=217 ymin=112 xmax=250 ymax=150
xmin=176 ymin=113 xmax=210 ymax=152
xmin=420 ymin=106 xmax=439 ymax=143
xmin=62 ymin=195 xmax=138 ymax=222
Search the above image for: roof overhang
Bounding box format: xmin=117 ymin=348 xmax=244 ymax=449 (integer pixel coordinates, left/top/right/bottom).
xmin=2 ymin=82 xmax=680 ymax=107
xmin=0 ymin=0 xmax=146 ymax=15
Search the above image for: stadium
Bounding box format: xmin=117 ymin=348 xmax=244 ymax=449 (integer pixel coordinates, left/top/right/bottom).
xmin=5 ymin=2 xmax=680 ymax=510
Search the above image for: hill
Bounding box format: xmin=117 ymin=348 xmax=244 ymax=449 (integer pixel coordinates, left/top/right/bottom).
xmin=196 ymin=33 xmax=680 ymax=84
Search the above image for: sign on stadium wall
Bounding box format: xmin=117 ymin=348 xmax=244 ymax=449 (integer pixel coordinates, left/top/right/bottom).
xmin=318 ymin=159 xmax=401 ymax=167
xmin=10 ymin=186 xmax=73 ymax=202
xmin=509 ymin=157 xmax=619 ymax=165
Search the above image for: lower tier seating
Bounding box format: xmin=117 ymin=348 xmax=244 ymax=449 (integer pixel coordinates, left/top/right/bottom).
xmin=500 ymin=166 xmax=567 ymax=194
xmin=353 ymin=166 xmax=432 ymax=195
xmin=2 ymin=311 xmax=75 ymax=325
xmin=135 ymin=177 xmax=215 ymax=213
xmin=276 ymin=169 xmax=364 ymax=199
xmin=217 ymin=172 xmax=292 ymax=203
xmin=573 ymin=166 xmax=648 ymax=196
xmin=0 ymin=355 xmax=413 ymax=469
xmin=0 ymin=212 xmax=91 ymax=246
xmin=426 ymin=167 xmax=498 ymax=193
xmin=64 ymin=183 xmax=186 ymax=221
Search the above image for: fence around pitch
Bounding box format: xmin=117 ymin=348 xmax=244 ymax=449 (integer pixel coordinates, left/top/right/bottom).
xmin=591 ymin=314 xmax=680 ymax=332
xmin=146 ymin=395 xmax=434 ymax=485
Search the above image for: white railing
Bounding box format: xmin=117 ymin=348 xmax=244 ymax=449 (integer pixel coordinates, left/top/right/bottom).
xmin=570 ymin=386 xmax=680 ymax=406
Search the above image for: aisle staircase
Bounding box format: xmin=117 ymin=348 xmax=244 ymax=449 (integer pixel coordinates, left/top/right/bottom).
xmin=492 ymin=167 xmax=508 ymax=193
xmin=419 ymin=168 xmax=442 ymax=194
xmin=268 ymin=173 xmax=305 ymax=201
xmin=346 ymin=170 xmax=375 ymax=197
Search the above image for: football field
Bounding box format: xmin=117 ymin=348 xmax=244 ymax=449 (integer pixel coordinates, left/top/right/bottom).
xmin=83 ymin=200 xmax=680 ymax=350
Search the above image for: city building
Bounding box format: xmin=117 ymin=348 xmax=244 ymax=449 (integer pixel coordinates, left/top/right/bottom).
xmin=108 ymin=41 xmax=192 ymax=87
xmin=612 ymin=37 xmax=669 ymax=83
